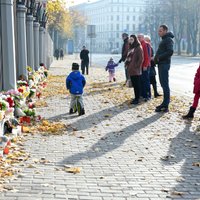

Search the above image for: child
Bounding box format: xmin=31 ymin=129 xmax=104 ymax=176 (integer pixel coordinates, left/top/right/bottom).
xmin=105 ymin=58 xmax=118 ymax=82
xmin=66 ymin=63 xmax=86 ymax=116
xmin=183 ymin=64 xmax=200 ymax=119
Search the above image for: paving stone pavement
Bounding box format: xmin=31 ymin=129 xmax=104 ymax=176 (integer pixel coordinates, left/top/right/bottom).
xmin=1 ymin=55 xmax=200 ymax=200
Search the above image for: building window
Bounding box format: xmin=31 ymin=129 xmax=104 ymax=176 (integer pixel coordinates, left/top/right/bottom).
xmin=133 ymin=16 xmax=135 ymax=21
xmin=116 ymin=24 xmax=119 ymax=30
xmin=127 ymin=16 xmax=129 ymax=21
xmin=126 ymin=24 xmax=129 ymax=31
xmin=132 ymin=24 xmax=135 ymax=31
xmin=117 ymin=15 xmax=119 ymax=20
xmin=111 ymin=24 xmax=113 ymax=31
xmin=111 ymin=16 xmax=113 ymax=21
xmin=116 ymin=42 xmax=119 ymax=48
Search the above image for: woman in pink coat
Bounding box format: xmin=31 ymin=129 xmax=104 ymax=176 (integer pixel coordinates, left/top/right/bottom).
xmin=183 ymin=64 xmax=200 ymax=119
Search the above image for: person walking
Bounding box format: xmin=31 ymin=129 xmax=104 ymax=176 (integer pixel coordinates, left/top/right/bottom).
xmin=60 ymin=48 xmax=64 ymax=60
xmin=154 ymin=24 xmax=174 ymax=112
xmin=144 ymin=35 xmax=161 ymax=98
xmin=125 ymin=35 xmax=144 ymax=105
xmin=54 ymin=49 xmax=59 ymax=60
xmin=182 ymin=64 xmax=200 ymax=119
xmin=105 ymin=57 xmax=118 ymax=82
xmin=118 ymin=33 xmax=129 ymax=82
xmin=137 ymin=33 xmax=151 ymax=101
xmin=80 ymin=46 xmax=89 ymax=75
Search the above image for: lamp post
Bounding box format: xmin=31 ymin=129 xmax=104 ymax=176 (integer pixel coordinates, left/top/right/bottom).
xmin=26 ymin=0 xmax=35 ymax=70
xmin=33 ymin=2 xmax=41 ymax=70
xmin=16 ymin=0 xmax=28 ymax=79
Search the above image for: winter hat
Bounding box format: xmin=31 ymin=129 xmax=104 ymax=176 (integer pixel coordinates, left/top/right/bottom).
xmin=72 ymin=63 xmax=79 ymax=70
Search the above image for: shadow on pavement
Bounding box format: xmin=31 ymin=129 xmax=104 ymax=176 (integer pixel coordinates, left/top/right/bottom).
xmin=48 ymin=101 xmax=132 ymax=131
xmin=162 ymin=121 xmax=200 ymax=199
xmin=59 ymin=113 xmax=163 ymax=165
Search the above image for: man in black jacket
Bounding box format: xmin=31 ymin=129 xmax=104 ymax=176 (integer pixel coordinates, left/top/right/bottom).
xmin=154 ymin=24 xmax=174 ymax=112
xmin=80 ymin=46 xmax=89 ymax=75
xmin=119 ymin=33 xmax=129 ymax=82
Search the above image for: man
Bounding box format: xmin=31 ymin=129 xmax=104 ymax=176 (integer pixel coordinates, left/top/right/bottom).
xmin=137 ymin=33 xmax=151 ymax=101
xmin=118 ymin=33 xmax=129 ymax=82
xmin=80 ymin=46 xmax=89 ymax=75
xmin=154 ymin=24 xmax=174 ymax=112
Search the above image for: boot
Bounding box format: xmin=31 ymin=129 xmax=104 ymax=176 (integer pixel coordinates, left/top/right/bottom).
xmin=182 ymin=106 xmax=196 ymax=119
xmin=79 ymin=108 xmax=85 ymax=116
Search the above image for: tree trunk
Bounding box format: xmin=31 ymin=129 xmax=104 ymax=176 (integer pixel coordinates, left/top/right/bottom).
xmin=192 ymin=39 xmax=197 ymax=56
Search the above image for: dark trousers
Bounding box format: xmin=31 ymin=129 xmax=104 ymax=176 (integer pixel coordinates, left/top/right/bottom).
xmin=141 ymin=68 xmax=151 ymax=98
xmin=81 ymin=61 xmax=89 ymax=75
xmin=158 ymin=63 xmax=170 ymax=107
xmin=125 ymin=66 xmax=128 ymax=81
xmin=130 ymin=75 xmax=141 ymax=100
xmin=150 ymin=76 xmax=159 ymax=97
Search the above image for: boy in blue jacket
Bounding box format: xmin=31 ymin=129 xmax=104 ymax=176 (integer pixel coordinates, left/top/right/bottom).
xmin=66 ymin=63 xmax=86 ymax=115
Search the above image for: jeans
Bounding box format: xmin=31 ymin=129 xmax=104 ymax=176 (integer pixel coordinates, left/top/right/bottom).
xmin=141 ymin=67 xmax=151 ymax=98
xmin=158 ymin=63 xmax=170 ymax=107
xmin=70 ymin=94 xmax=84 ymax=109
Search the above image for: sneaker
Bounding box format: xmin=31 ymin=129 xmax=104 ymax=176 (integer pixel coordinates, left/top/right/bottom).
xmin=155 ymin=105 xmax=168 ymax=112
xmin=69 ymin=108 xmax=73 ymax=114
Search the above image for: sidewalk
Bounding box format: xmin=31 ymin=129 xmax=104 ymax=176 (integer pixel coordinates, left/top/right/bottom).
xmin=0 ymin=55 xmax=200 ymax=200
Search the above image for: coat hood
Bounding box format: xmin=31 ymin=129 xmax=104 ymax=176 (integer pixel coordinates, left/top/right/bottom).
xmin=162 ymin=32 xmax=174 ymax=39
xmin=70 ymin=71 xmax=82 ymax=80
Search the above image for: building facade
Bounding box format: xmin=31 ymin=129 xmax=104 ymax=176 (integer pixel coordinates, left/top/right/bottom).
xmin=70 ymin=0 xmax=148 ymax=53
xmin=0 ymin=0 xmax=53 ymax=91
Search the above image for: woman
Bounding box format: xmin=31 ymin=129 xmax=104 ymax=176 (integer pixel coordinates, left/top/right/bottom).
xmin=125 ymin=35 xmax=144 ymax=104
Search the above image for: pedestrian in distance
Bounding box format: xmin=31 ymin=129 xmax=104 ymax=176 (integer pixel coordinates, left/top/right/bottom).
xmin=105 ymin=57 xmax=118 ymax=82
xmin=80 ymin=46 xmax=89 ymax=75
xmin=144 ymin=35 xmax=161 ymax=98
xmin=59 ymin=48 xmax=64 ymax=60
xmin=54 ymin=49 xmax=59 ymax=60
xmin=66 ymin=63 xmax=86 ymax=116
xmin=118 ymin=33 xmax=129 ymax=83
xmin=182 ymin=64 xmax=200 ymax=119
xmin=125 ymin=34 xmax=144 ymax=105
xmin=154 ymin=24 xmax=174 ymax=112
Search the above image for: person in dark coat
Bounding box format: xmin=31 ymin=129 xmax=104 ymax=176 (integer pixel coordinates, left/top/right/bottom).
xmin=182 ymin=65 xmax=200 ymax=119
xmin=80 ymin=46 xmax=89 ymax=75
xmin=154 ymin=24 xmax=174 ymax=112
xmin=54 ymin=49 xmax=59 ymax=60
xmin=118 ymin=33 xmax=129 ymax=82
xmin=60 ymin=48 xmax=64 ymax=60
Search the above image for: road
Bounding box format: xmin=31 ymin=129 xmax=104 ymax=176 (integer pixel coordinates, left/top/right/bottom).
xmin=90 ymin=53 xmax=200 ymax=97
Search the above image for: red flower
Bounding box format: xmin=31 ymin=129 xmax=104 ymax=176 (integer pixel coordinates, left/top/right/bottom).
xmin=18 ymin=88 xmax=24 ymax=93
xmin=6 ymin=97 xmax=14 ymax=107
